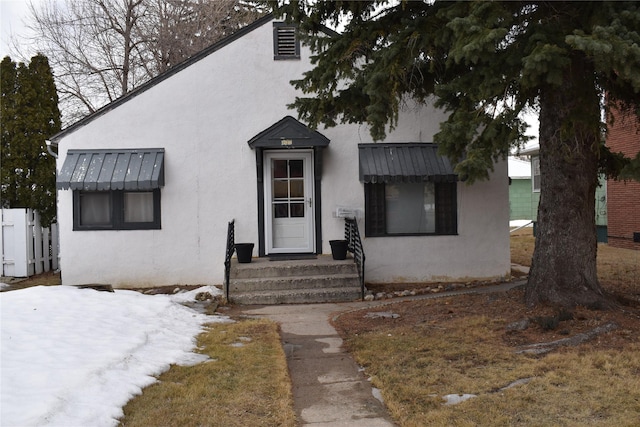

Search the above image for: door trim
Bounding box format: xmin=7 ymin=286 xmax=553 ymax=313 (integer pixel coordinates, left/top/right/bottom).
xmin=255 ymin=147 xmax=324 ymax=256
xmin=264 ymin=150 xmax=314 ymax=254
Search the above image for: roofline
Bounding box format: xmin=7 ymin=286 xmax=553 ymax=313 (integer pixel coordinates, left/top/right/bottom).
xmin=517 ymin=146 xmax=539 ymax=155
xmin=51 ymin=13 xmax=277 ymax=142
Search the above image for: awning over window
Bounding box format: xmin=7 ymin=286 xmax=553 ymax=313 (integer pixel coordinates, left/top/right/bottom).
xmin=359 ymin=143 xmax=457 ymax=184
xmin=57 ymin=148 xmax=165 ymax=191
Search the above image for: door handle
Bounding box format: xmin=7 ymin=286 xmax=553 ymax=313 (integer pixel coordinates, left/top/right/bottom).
xmin=307 ymin=198 xmax=312 ymax=207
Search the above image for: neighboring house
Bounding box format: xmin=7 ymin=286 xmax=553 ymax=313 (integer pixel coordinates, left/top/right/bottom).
xmin=508 ymin=156 xmax=535 ymax=222
xmin=606 ymin=107 xmax=640 ymax=250
xmin=519 ymin=147 xmax=608 ymax=242
xmin=51 ymin=15 xmax=510 ymax=289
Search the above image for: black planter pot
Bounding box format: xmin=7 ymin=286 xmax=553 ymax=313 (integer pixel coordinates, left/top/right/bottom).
xmin=235 ymin=243 xmax=254 ymax=263
xmin=329 ymin=240 xmax=348 ymax=260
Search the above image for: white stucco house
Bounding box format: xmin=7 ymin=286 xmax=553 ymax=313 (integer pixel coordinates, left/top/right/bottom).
xmin=51 ymin=15 xmax=510 ymax=289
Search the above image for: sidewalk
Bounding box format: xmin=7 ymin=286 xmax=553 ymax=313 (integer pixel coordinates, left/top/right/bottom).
xmin=232 ymin=280 xmax=526 ymax=426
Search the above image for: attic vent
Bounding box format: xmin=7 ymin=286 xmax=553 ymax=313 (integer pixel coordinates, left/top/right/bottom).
xmin=273 ymin=22 xmax=300 ymax=60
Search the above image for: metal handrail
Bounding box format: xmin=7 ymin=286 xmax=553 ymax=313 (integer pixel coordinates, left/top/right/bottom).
xmin=224 ymin=219 xmax=235 ymax=301
xmin=344 ymin=217 xmax=365 ymax=299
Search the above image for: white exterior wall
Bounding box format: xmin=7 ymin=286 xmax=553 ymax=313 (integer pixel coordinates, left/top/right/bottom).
xmin=361 ymin=162 xmax=510 ymax=283
xmin=55 ymin=18 xmax=509 ymax=288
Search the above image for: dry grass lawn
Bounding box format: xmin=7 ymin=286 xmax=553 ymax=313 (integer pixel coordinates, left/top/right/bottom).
xmin=118 ymin=318 xmax=295 ymax=427
xmin=334 ymin=231 xmax=640 ymax=426
xmin=511 ymin=228 xmax=640 ymax=295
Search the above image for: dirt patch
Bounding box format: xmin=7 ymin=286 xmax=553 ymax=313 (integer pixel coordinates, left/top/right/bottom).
xmin=1 ymin=271 xmax=61 ymax=291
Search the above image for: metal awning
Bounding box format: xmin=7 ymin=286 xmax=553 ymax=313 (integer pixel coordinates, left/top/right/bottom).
xmin=359 ymin=143 xmax=457 ymax=183
xmin=57 ymin=148 xmax=165 ymax=191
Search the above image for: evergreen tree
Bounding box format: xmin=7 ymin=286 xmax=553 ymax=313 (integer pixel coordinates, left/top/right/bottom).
xmin=273 ymin=1 xmax=640 ymax=308
xmin=1 ymin=54 xmax=61 ymax=226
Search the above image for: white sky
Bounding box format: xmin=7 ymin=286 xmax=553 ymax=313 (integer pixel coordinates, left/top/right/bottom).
xmin=0 ymin=284 xmax=230 ymax=426
xmin=0 ymin=0 xmax=34 ymax=59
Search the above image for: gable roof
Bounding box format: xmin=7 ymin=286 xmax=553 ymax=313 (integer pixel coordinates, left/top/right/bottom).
xmin=51 ymin=13 xmax=276 ymax=142
xmin=248 ymin=116 xmax=330 ymax=148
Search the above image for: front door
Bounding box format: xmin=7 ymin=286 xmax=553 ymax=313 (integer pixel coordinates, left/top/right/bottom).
xmin=264 ymin=151 xmax=314 ymax=254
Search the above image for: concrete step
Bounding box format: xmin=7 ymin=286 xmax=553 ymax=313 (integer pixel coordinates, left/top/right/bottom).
xmin=230 ymin=287 xmax=363 ymax=305
xmin=230 ymin=273 xmax=360 ymax=292
xmin=231 ymin=257 xmax=356 ymax=279
xmin=228 ymin=255 xmax=363 ymax=304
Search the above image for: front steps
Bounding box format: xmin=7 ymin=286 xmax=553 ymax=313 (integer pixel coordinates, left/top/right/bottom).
xmin=228 ymin=255 xmax=362 ymax=304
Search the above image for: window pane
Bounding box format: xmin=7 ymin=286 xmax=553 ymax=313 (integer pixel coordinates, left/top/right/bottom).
xmin=289 ymin=160 xmax=303 ymax=178
xmin=124 ymin=192 xmax=154 ymax=223
xmin=274 ymin=203 xmax=288 ymax=218
xmin=532 ymin=157 xmax=541 ymax=192
xmin=273 ymin=160 xmax=287 ymax=179
xmin=386 ymin=183 xmax=435 ymax=234
xmin=80 ymin=192 xmax=111 ymax=225
xmin=290 ymin=203 xmax=304 ymax=217
xmin=273 ymin=180 xmax=288 ymax=199
xmin=290 ymin=179 xmax=304 ymax=198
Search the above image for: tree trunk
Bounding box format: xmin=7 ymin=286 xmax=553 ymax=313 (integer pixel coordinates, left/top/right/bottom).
xmin=525 ymin=55 xmax=610 ymax=309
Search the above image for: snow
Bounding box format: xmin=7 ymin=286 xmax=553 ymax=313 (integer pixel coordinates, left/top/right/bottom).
xmin=0 ymin=285 xmax=230 ymax=427
xmin=442 ymin=393 xmax=477 ymax=405
xmin=510 ymin=219 xmax=534 ymax=228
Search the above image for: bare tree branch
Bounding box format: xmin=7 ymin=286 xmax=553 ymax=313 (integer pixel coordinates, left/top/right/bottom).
xmin=21 ymin=0 xmax=265 ymax=125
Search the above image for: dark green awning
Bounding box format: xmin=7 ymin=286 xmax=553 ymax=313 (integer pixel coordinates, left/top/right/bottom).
xmin=359 ymin=143 xmax=457 ymax=184
xmin=57 ymin=149 xmax=165 ymax=191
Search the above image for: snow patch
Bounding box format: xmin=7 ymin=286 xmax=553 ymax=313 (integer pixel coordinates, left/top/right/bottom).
xmin=0 ymin=285 xmax=229 ymax=427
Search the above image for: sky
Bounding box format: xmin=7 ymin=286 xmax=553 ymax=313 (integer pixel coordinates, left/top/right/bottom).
xmin=0 ymin=284 xmax=230 ymax=427
xmin=0 ymin=0 xmax=35 ymax=59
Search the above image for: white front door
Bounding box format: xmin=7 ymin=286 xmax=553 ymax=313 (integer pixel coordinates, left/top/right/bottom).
xmin=264 ymin=151 xmax=314 ymax=254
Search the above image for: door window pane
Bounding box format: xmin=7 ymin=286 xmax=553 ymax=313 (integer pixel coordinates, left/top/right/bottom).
xmin=290 ymin=203 xmax=305 ymax=217
xmin=274 ymin=203 xmax=288 ymax=218
xmin=124 ymin=192 xmax=154 ymax=223
xmin=289 ymin=159 xmax=303 ymax=178
xmin=80 ymin=192 xmax=111 ymax=225
xmin=273 ymin=159 xmax=287 ymax=179
xmin=290 ymin=179 xmax=304 ymax=198
xmin=273 ymin=180 xmax=288 ymax=199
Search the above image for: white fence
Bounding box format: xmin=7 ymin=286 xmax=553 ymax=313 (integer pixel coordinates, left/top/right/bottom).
xmin=1 ymin=208 xmax=59 ymax=277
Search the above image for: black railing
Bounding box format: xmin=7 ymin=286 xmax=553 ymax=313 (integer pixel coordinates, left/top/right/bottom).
xmin=344 ymin=217 xmax=365 ymax=299
xmin=224 ymin=219 xmax=235 ymax=301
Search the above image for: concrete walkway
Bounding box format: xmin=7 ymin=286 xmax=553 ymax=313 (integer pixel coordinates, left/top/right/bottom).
xmin=231 ymin=280 xmax=526 ymax=426
xmin=235 ymin=302 xmax=395 ymax=426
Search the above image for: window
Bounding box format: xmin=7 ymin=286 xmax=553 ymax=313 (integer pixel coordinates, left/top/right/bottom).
xmin=272 ymin=159 xmax=305 ymax=218
xmin=532 ymin=156 xmax=540 ymax=192
xmin=365 ymin=182 xmax=457 ymax=236
xmin=74 ymin=189 xmax=161 ymax=230
xmin=273 ymin=22 xmax=300 ymax=60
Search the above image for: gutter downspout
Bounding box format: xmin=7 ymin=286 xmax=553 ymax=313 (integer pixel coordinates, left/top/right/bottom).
xmin=45 ymin=139 xmax=58 ymax=159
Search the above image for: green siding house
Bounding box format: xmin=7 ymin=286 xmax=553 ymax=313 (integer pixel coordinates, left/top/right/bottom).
xmin=513 ymin=149 xmax=607 ymax=242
